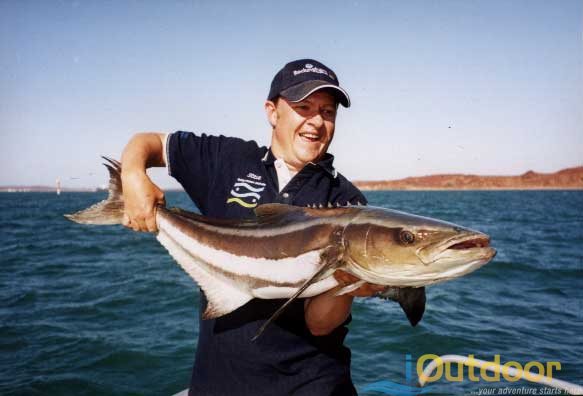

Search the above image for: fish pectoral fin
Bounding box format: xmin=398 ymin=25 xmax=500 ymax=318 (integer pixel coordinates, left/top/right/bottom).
xmin=333 ymin=280 xmax=367 ymax=296
xmin=377 ymin=286 xmax=426 ymax=326
xmin=251 ymin=248 xmax=343 ymax=342
xmin=396 ymin=287 xmax=426 ymax=326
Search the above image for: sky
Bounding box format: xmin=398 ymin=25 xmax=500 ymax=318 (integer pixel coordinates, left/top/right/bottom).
xmin=1 ymin=0 xmax=582 ymax=189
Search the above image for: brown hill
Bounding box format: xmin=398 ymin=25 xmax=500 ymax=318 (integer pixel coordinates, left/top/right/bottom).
xmin=354 ymin=166 xmax=583 ymax=191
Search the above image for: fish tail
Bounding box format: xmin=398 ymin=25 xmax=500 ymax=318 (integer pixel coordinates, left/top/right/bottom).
xmin=64 ymin=157 xmax=125 ymax=225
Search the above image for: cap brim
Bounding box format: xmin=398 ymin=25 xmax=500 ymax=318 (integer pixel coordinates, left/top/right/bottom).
xmin=280 ymin=80 xmax=351 ymax=108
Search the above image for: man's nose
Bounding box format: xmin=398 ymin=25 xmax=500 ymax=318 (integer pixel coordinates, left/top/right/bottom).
xmin=307 ymin=112 xmax=324 ymax=128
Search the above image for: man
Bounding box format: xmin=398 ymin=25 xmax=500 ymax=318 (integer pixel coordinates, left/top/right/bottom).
xmin=120 ymin=59 xmax=384 ymax=395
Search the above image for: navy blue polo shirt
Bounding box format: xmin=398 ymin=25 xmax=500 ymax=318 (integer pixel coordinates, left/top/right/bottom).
xmin=167 ymin=131 xmax=367 ymax=396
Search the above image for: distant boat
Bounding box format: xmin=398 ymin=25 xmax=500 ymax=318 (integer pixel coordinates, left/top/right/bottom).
xmin=56 ymin=178 xmax=61 ymax=195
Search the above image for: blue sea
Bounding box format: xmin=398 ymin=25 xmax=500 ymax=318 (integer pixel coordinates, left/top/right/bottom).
xmin=1 ymin=191 xmax=582 ymax=395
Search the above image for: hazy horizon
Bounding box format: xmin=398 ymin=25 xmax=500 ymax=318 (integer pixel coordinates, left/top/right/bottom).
xmin=2 ymin=1 xmax=582 ymax=190
xmin=2 ymin=163 xmax=581 ymax=190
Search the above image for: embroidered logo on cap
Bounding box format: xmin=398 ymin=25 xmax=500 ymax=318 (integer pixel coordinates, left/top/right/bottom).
xmin=293 ymin=66 xmax=330 ymax=78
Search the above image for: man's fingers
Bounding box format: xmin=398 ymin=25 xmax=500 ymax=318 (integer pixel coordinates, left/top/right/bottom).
xmin=348 ymin=290 xmax=370 ymax=297
xmin=333 ymin=270 xmax=388 ymax=296
xmin=347 ymin=283 xmax=388 ymax=297
xmin=120 ymin=169 xmax=164 ymax=232
xmin=123 ymin=211 xmax=157 ymax=232
xmin=349 ymin=287 xmax=377 ymax=297
xmin=131 ymin=216 xmax=147 ymax=232
xmin=145 ymin=214 xmax=158 ymax=233
xmin=369 ymin=284 xmax=387 ymax=292
xmin=333 ymin=270 xmax=359 ymax=285
xmin=122 ymin=214 xmax=131 ymax=227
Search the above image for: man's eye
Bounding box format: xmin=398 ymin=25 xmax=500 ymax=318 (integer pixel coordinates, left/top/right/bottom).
xmin=323 ymin=110 xmax=336 ymax=118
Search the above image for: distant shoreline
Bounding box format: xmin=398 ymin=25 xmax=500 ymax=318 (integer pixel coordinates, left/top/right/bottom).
xmin=354 ymin=166 xmax=583 ymax=191
xmin=3 ymin=166 xmax=582 ymax=192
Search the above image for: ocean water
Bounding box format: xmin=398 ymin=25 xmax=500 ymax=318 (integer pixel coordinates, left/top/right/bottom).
xmin=1 ymin=191 xmax=582 ymax=395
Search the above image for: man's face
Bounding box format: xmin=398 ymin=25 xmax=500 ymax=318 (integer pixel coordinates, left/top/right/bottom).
xmin=266 ymin=90 xmax=337 ymax=171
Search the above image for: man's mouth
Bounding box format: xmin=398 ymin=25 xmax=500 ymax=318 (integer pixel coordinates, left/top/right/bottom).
xmin=298 ymin=132 xmax=320 ymax=142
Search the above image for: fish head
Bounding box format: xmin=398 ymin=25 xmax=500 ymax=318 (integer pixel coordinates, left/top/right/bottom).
xmin=342 ymin=207 xmax=496 ymax=286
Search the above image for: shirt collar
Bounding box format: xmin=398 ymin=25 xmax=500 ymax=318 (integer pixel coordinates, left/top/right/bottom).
xmin=261 ymin=147 xmax=338 ymax=178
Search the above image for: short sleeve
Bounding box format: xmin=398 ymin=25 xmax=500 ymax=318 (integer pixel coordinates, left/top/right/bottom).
xmin=166 ymin=131 xmax=225 ymax=208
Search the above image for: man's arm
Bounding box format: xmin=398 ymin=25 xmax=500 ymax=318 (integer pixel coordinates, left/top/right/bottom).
xmin=304 ymin=291 xmax=353 ymax=336
xmin=120 ymin=132 xmax=167 ymax=232
xmin=304 ymin=271 xmax=386 ymax=336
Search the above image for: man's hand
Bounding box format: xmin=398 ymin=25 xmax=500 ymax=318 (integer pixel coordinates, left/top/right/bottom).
xmin=304 ymin=270 xmax=388 ymax=336
xmin=333 ymin=270 xmax=387 ymax=297
xmin=121 ymin=170 xmax=165 ymax=232
xmin=120 ymin=132 xmax=167 ymax=233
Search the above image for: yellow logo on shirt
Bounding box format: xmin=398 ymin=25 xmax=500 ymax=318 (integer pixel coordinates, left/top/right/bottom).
xmin=226 ymin=177 xmax=266 ymax=209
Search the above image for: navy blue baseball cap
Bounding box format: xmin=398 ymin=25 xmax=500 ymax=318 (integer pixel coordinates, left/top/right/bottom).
xmin=267 ymin=59 xmax=351 ymax=107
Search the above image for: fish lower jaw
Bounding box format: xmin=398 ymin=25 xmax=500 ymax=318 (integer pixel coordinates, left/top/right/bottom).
xmin=347 ymin=257 xmax=493 ymax=288
xmin=343 ymin=266 xmax=427 ymax=288
xmin=421 ymin=247 xmax=496 ymax=265
xmin=424 ymin=257 xmax=493 ymax=285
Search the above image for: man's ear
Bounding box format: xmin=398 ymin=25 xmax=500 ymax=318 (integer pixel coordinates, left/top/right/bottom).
xmin=265 ymin=100 xmax=278 ymax=128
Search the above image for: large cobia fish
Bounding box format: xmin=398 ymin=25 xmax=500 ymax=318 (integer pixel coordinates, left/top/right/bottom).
xmin=66 ymin=158 xmax=496 ymax=340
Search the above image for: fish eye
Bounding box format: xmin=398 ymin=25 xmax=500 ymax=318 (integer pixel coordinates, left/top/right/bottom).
xmin=399 ymin=230 xmax=416 ymax=245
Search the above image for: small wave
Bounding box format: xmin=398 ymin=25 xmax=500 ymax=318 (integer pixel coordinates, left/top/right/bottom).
xmin=27 ymin=373 xmax=112 ymax=396
xmin=85 ymin=348 xmax=163 ymax=370
xmin=2 ymin=289 xmax=38 ymax=308
xmin=360 ymin=380 xmax=428 ymax=395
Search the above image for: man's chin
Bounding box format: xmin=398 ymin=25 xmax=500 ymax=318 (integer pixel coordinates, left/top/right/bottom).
xmin=293 ymin=146 xmax=325 ymax=164
xmin=295 ymin=152 xmax=323 ymax=165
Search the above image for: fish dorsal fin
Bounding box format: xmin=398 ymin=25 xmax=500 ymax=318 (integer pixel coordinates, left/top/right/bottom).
xmin=253 ymin=204 xmax=309 ymax=225
xmin=254 ymin=203 xmax=305 ymax=217
xmin=255 ymin=203 xmax=360 ymax=223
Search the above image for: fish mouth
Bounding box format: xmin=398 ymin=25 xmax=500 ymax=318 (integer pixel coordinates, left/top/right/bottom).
xmin=446 ymin=235 xmax=491 ymax=250
xmin=418 ymin=233 xmax=496 ymax=265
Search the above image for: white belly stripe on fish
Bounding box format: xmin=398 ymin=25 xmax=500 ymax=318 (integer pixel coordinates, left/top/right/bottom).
xmin=156 ymin=213 xmax=339 ymax=318
xmin=157 ymin=229 xmax=253 ymax=318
